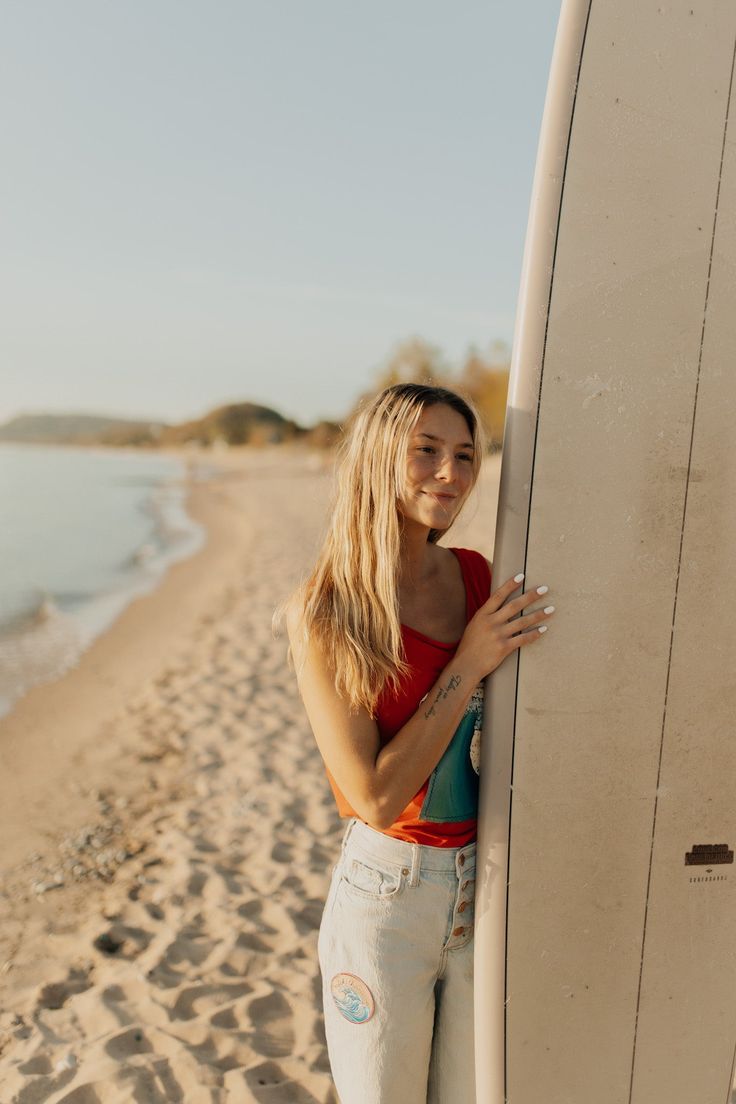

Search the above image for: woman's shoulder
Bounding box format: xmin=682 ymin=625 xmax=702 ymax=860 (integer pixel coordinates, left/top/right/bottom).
xmin=448 ymin=545 xmax=493 ymax=575
xmin=284 ymin=591 xmax=301 ymax=638
xmin=283 ymin=589 xmax=311 ymax=665
xmin=447 ymin=546 xmax=493 ymax=603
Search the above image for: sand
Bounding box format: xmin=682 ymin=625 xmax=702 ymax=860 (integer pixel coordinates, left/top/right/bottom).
xmin=0 ymin=445 xmax=500 ymax=1103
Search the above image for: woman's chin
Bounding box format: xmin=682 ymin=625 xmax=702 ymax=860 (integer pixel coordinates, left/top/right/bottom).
xmin=399 ymin=501 xmax=459 ymax=530
xmin=424 ymin=508 xmax=456 ymax=529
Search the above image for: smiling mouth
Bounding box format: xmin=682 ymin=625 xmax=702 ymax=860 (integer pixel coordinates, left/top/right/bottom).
xmin=426 ymin=492 xmax=457 ymax=502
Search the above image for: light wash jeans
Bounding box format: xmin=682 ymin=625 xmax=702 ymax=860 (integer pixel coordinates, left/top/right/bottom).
xmin=318 ymin=817 xmax=476 ymax=1104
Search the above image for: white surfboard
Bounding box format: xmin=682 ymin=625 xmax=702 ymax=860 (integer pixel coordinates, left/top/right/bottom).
xmin=475 ymin=2 xmax=736 ymax=1102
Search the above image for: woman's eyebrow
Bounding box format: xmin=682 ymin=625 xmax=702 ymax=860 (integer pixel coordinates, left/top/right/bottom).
xmin=414 ymin=432 xmax=475 ymax=449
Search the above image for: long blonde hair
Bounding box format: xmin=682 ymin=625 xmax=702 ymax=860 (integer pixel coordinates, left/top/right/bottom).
xmin=282 ymin=383 xmax=485 ymax=716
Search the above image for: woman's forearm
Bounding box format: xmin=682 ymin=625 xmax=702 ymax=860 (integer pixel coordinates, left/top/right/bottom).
xmin=369 ymin=651 xmax=482 ymax=829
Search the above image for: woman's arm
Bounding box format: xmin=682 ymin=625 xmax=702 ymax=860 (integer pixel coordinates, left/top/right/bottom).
xmin=288 ymin=599 xmax=481 ymax=830
xmin=286 ymin=571 xmax=550 ymax=831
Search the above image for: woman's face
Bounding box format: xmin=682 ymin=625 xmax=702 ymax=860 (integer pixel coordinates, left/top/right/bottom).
xmin=397 ymin=403 xmax=476 ymax=533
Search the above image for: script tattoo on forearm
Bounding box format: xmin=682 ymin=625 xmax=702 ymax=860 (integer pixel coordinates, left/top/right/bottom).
xmin=424 ymin=673 xmax=463 ymax=719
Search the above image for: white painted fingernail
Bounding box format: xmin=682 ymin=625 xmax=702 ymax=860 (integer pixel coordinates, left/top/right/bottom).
xmin=536 ymin=585 xmax=548 ymax=594
xmin=538 ymin=625 xmax=548 ymax=633
xmin=514 ymin=573 xmax=525 ymax=582
xmin=544 ymin=606 xmax=555 ymax=614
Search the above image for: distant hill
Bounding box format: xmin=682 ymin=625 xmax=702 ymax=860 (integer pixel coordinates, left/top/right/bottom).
xmin=158 ymin=402 xmax=303 ymax=447
xmin=0 ymin=404 xmax=341 ymax=449
xmin=0 ymin=412 xmax=165 ymax=445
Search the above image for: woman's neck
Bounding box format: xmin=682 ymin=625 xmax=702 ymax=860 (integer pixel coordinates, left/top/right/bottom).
xmin=398 ymin=522 xmax=436 ymax=586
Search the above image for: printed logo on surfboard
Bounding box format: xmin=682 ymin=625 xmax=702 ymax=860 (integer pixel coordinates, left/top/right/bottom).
xmin=685 ymin=843 xmax=733 ymax=882
xmin=685 ymin=843 xmax=733 ymax=865
xmin=330 ymin=972 xmax=375 ymax=1024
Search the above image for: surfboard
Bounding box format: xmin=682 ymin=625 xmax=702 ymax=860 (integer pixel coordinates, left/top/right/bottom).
xmin=475 ymin=3 xmax=736 ymax=1102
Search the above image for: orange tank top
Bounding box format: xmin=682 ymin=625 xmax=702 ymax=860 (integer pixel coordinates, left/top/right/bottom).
xmin=324 ymin=547 xmax=492 ymax=847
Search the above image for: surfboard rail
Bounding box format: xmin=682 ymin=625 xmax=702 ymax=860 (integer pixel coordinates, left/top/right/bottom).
xmin=474 ymin=3 xmax=592 ymax=1100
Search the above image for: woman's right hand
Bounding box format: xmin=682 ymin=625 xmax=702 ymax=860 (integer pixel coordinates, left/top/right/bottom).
xmin=455 ymin=574 xmax=555 ymax=682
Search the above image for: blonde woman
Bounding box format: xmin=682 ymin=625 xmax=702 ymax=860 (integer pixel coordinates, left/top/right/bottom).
xmin=284 ymin=383 xmax=554 ymax=1103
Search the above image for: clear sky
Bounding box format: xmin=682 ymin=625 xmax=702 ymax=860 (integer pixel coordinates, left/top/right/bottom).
xmin=2 ymin=1 xmax=560 ymax=428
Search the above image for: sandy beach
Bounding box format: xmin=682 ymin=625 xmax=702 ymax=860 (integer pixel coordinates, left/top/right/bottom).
xmin=0 ymin=445 xmax=499 ymax=1103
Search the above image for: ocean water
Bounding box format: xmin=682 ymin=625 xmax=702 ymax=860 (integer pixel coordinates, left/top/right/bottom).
xmin=0 ymin=443 xmax=215 ymax=719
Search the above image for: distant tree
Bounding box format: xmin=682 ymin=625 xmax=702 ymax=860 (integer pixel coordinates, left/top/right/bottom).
xmin=344 ymin=334 xmax=510 ymax=452
xmin=458 ymin=341 xmax=510 ymax=451
xmin=305 ymin=420 xmax=341 ymax=449
xmin=345 ymin=335 xmax=451 ymax=426
xmin=375 ymin=335 xmax=451 ymax=390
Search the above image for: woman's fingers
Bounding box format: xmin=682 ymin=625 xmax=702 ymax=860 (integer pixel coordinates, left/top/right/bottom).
xmin=483 ymin=575 xmax=551 ymax=622
xmin=482 ymin=574 xmax=526 ymax=613
xmin=505 ymin=604 xmax=554 ymax=636
xmin=504 ymin=582 xmax=549 ymax=618
xmin=460 ymin=573 xmax=554 ymax=674
xmin=509 ymin=624 xmax=548 ymax=649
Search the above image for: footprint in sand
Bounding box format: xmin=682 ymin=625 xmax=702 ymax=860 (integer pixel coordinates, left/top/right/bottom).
xmin=293 ymin=899 xmax=324 ymax=936
xmin=170 ymin=981 xmax=252 ymax=1022
xmin=246 ymin=991 xmax=295 ymax=1058
xmin=36 ymin=964 xmax=93 ymax=1009
xmin=241 ymin=1059 xmax=325 ymax=1103
xmin=93 ymin=923 xmax=152 ymax=959
xmin=17 ymin=1054 xmax=53 ymax=1075
xmin=271 ymin=840 xmax=294 ymax=864
xmin=236 ymin=899 xmax=279 ymax=936
xmin=308 ymin=842 xmax=334 ymax=868
xmin=104 ymin=1026 xmax=153 ymax=1060
xmin=210 ymin=1005 xmax=238 ymax=1030
xmin=185 ymin=868 xmax=208 ymax=895
xmin=7 ymin=1065 xmax=77 ymax=1101
xmin=235 ymin=929 xmax=272 ymax=954
xmin=190 ymin=833 xmax=218 ymax=854
xmin=154 ymin=929 xmax=218 ymax=972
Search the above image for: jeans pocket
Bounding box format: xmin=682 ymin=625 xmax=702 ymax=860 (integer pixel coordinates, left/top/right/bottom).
xmin=340 ymin=854 xmax=405 ymax=900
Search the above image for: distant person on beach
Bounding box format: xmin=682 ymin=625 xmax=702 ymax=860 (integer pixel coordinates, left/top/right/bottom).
xmin=283 ymin=383 xmax=554 ymax=1103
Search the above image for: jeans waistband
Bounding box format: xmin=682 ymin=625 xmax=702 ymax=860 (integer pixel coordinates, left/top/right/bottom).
xmin=341 ymin=818 xmax=476 ymax=876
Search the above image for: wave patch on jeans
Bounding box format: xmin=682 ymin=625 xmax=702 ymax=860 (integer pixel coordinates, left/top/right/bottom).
xmin=330 ymin=972 xmax=375 ymax=1024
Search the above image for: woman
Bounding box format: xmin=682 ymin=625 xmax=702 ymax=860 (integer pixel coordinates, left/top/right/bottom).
xmin=284 ymin=383 xmax=554 ymax=1103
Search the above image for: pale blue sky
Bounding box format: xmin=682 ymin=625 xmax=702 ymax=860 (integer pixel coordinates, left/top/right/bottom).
xmin=2 ymin=1 xmax=560 ymax=427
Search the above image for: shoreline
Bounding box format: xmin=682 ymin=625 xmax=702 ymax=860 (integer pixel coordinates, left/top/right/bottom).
xmin=0 ymin=446 xmax=247 ymax=878
xmin=0 ymin=443 xmax=210 ymax=721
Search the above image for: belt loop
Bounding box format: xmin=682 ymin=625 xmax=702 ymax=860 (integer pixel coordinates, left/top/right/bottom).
xmin=409 ymin=842 xmax=421 ymax=887
xmin=341 ymin=817 xmax=356 ymax=856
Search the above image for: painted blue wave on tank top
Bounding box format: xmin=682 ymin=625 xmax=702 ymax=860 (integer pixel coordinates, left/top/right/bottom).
xmin=419 ymin=684 xmax=484 ymax=822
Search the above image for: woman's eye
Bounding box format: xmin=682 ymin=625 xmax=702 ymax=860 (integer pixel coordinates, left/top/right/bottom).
xmin=416 ymin=446 xmax=473 ymax=461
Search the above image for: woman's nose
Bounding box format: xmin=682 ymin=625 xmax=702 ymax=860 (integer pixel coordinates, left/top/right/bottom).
xmin=436 ymin=453 xmax=460 ymax=481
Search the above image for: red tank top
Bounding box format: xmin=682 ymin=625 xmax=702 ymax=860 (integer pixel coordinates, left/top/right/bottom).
xmin=324 ymin=547 xmax=492 ymax=847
